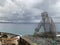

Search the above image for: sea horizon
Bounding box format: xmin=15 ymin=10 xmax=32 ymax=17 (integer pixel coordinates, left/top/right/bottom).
xmin=0 ymin=23 xmax=60 ymax=35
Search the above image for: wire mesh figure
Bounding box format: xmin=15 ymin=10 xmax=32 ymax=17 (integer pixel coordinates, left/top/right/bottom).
xmin=34 ymin=12 xmax=56 ymax=39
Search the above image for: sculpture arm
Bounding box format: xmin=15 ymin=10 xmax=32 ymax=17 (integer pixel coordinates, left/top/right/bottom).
xmin=33 ymin=21 xmax=42 ymax=36
xmin=35 ymin=21 xmax=42 ymax=32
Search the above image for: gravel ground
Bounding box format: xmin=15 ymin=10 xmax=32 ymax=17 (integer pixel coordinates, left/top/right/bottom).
xmin=24 ymin=35 xmax=48 ymax=45
xmin=23 ymin=35 xmax=60 ymax=45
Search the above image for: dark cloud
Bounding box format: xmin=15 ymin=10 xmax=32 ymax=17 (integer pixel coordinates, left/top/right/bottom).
xmin=0 ymin=0 xmax=60 ymax=22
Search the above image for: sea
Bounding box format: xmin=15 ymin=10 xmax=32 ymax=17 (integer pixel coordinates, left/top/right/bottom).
xmin=0 ymin=23 xmax=60 ymax=35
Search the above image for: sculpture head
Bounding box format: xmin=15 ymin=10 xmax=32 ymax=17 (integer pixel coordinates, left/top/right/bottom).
xmin=41 ymin=12 xmax=48 ymax=20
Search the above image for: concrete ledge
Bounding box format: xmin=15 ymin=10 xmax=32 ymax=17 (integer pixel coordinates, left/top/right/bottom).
xmin=20 ymin=36 xmax=37 ymax=45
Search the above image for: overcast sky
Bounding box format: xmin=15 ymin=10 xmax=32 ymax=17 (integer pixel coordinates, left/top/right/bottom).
xmin=0 ymin=0 xmax=60 ymax=23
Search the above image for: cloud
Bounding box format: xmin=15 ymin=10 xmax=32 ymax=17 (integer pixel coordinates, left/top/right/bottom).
xmin=0 ymin=0 xmax=60 ymax=23
xmin=0 ymin=0 xmax=6 ymax=6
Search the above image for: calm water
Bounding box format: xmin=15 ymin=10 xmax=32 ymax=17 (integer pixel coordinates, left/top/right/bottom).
xmin=0 ymin=23 xmax=60 ymax=35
